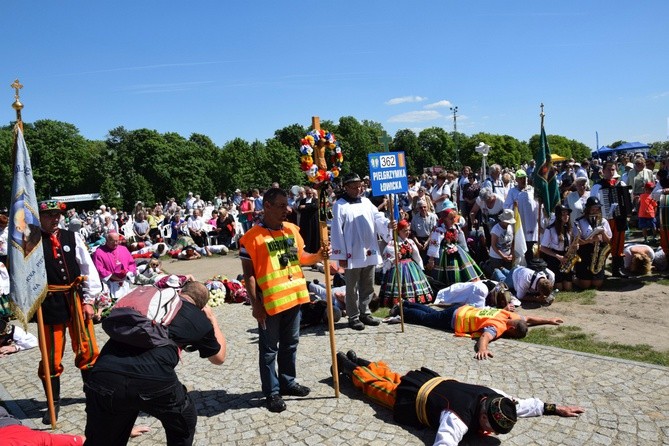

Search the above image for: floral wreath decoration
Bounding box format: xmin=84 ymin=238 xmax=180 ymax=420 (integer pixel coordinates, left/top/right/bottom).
xmin=38 ymin=200 xmax=67 ymax=212
xmin=299 ymin=129 xmax=343 ymax=185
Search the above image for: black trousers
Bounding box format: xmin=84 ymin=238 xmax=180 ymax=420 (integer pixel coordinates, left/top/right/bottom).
xmin=84 ymin=371 xmax=197 ymax=446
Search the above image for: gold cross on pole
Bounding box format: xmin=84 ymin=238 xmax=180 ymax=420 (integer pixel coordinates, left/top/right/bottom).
xmin=378 ymin=133 xmax=392 ymax=152
xmin=11 ymin=79 xmax=23 ymax=100
xmin=11 ymin=79 xmax=24 ymax=122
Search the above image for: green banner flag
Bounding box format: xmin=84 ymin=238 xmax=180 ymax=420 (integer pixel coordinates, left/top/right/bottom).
xmin=532 ymin=126 xmax=560 ymax=217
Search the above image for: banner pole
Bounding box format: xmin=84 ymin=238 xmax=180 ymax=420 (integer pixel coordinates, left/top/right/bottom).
xmin=388 ymin=194 xmax=405 ymax=332
xmin=37 ymin=308 xmax=57 ymax=429
xmin=11 ymin=80 xmax=57 ymax=428
xmin=319 ymin=197 xmax=339 ymax=397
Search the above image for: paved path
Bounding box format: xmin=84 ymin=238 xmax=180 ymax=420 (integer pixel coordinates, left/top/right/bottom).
xmin=2 ymin=255 xmax=668 ymax=445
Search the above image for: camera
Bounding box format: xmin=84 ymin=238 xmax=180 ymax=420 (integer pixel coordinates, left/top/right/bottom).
xmin=278 ymin=254 xmax=290 ymax=268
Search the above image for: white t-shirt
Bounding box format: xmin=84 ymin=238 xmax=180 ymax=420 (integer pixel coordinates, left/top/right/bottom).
xmin=489 ymin=223 xmax=513 ymax=259
xmin=475 ymin=195 xmax=505 ymax=222
xmin=431 ymin=182 xmax=452 ymax=213
xmin=540 ymin=225 xmax=570 ymax=251
xmin=433 ymin=281 xmax=488 ymax=306
xmin=623 ymin=244 xmax=655 ymax=269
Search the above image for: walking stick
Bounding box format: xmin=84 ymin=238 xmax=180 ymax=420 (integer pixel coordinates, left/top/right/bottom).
xmin=36 ymin=308 xmax=57 ymax=429
xmin=308 ymin=115 xmax=340 ymax=397
xmin=388 ymin=194 xmax=405 ymax=332
xmin=318 ymin=186 xmax=339 ymax=397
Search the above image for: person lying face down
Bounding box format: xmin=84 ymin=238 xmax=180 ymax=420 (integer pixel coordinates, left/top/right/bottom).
xmin=334 ymin=350 xmax=584 ymax=444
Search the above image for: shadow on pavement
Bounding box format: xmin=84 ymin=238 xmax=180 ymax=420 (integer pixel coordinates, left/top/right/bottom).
xmin=189 ymin=389 xmax=264 ymax=417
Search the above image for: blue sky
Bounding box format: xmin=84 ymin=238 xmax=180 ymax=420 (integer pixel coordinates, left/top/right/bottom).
xmin=4 ymin=1 xmax=668 ymax=150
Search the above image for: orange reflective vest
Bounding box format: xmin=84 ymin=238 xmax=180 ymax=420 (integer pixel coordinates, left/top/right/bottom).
xmin=453 ymin=305 xmax=519 ymax=339
xmin=240 ymin=222 xmax=310 ymax=315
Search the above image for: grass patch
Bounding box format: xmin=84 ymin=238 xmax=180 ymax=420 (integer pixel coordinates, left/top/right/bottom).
xmin=656 ymin=279 xmax=669 ymax=286
xmin=374 ymin=307 xmax=391 ymax=319
xmin=555 ymin=289 xmax=596 ymax=305
xmin=519 ymin=325 xmax=669 ymax=367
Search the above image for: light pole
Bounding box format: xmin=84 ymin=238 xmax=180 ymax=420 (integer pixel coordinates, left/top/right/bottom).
xmin=450 ymin=106 xmax=460 ymax=169
xmin=475 ymin=142 xmax=491 ymax=179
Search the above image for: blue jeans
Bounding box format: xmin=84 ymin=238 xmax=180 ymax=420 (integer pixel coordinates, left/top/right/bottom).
xmin=402 ymin=302 xmax=459 ymax=331
xmin=258 ymin=304 xmax=301 ymax=397
xmin=491 ymin=266 xmax=519 ymax=291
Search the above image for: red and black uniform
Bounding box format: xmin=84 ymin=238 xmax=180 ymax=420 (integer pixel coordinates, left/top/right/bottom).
xmin=39 ymin=230 xmax=99 ymax=380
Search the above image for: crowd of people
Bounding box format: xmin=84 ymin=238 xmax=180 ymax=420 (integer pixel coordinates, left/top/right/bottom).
xmin=6 ymin=149 xmax=668 ymax=444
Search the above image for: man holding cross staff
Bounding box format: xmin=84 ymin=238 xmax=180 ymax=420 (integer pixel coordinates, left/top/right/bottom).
xmin=331 ymin=136 xmax=397 ymax=331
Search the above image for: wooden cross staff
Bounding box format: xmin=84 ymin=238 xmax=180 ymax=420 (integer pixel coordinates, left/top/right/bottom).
xmin=311 ymin=116 xmax=340 ymax=397
xmin=378 ymin=135 xmax=405 ymax=332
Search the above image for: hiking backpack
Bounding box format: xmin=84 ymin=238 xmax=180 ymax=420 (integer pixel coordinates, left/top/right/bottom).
xmin=102 ymin=286 xmax=183 ymax=349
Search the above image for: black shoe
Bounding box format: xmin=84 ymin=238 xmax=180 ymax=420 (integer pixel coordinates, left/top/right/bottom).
xmin=266 ymin=394 xmax=287 ymax=413
xmin=347 ymin=350 xmax=371 ymax=367
xmin=348 ymin=319 xmax=365 ymax=331
xmin=389 ymin=304 xmax=401 ymax=317
xmin=280 ymin=383 xmax=310 ymax=397
xmin=42 ymin=402 xmax=60 ymax=425
xmin=611 ymin=257 xmax=628 ymax=278
xmin=336 ymin=351 xmax=358 ymax=379
xmin=360 ymin=315 xmax=380 ymax=326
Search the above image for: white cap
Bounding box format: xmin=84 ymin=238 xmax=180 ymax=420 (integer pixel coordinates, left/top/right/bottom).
xmin=166 ymin=275 xmax=181 ymax=288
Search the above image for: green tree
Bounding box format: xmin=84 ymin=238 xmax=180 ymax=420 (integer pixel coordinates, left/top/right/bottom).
xmin=24 ymin=120 xmax=96 ymax=198
xmin=527 ymin=134 xmax=591 ymax=164
xmin=466 ymin=133 xmax=530 ymax=172
xmin=649 ymin=140 xmax=669 ymax=157
xmin=99 ymin=177 xmax=122 ymax=209
xmin=0 ymin=125 xmax=14 ymax=207
xmin=335 ymin=116 xmax=385 ymax=177
xmin=219 ymin=138 xmax=257 ymax=192
xmin=418 ymin=127 xmax=454 ymax=169
xmin=274 ymin=123 xmax=307 ymax=152
xmin=392 ymin=129 xmax=423 ymax=175
xmin=262 ymin=138 xmax=305 ymax=188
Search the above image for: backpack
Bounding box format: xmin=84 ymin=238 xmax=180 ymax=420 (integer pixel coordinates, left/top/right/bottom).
xmin=102 ymin=286 xmax=183 ymax=349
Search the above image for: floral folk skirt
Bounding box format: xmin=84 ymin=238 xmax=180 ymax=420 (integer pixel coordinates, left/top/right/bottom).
xmin=379 ymin=259 xmax=434 ymax=307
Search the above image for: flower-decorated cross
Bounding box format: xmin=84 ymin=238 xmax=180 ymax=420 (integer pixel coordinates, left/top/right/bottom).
xmin=299 ymin=116 xmax=343 ymax=186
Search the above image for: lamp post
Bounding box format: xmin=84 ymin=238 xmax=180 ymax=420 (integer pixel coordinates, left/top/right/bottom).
xmin=475 ymin=142 xmax=491 ymax=179
xmin=450 ymin=106 xmax=460 ymax=169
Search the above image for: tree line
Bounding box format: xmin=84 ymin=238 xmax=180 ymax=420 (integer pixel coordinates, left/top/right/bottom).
xmin=1 ymin=116 xmax=649 ymax=211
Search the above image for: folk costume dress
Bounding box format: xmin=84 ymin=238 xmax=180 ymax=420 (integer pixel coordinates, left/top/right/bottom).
xmin=427 ymin=221 xmax=483 ymax=288
xmin=379 ymin=237 xmax=433 ymax=307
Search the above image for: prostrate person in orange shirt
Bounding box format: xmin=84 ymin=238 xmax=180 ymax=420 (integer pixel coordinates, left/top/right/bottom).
xmin=391 ymin=303 xmax=563 ymax=359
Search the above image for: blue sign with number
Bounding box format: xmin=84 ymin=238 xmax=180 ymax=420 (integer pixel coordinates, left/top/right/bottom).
xmin=368 ymin=151 xmax=408 ymax=196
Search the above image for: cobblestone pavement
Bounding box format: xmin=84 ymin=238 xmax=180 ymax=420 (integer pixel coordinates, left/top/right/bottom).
xmin=2 ymin=255 xmax=668 ymax=445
